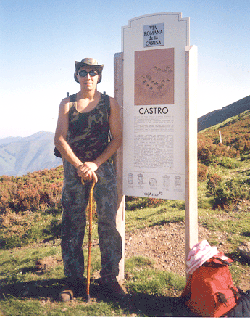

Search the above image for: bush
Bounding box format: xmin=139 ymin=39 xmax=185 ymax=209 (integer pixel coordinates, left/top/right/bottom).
xmin=212 ymin=186 xmax=232 ymax=209
xmin=219 ymin=157 xmax=240 ymax=169
xmin=207 ymin=175 xmax=250 ymax=209
xmin=125 ymin=196 xmax=167 ymax=210
xmin=207 ymin=173 xmax=222 ymax=195
xmin=0 ymin=167 xmax=63 ymax=214
xmin=198 ymin=163 xmax=208 ymax=181
xmin=0 ymin=208 xmax=62 ymax=249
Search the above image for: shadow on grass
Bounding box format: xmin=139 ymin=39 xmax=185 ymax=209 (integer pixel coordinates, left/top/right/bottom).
xmin=242 ymin=231 xmax=250 ymax=237
xmin=0 ymin=278 xmax=197 ymax=317
xmin=114 ymin=292 xmax=197 ymax=317
xmin=229 ymin=251 xmax=250 ymax=266
xmin=150 ymin=217 xmax=184 ymax=228
xmin=0 ymin=278 xmax=66 ymax=301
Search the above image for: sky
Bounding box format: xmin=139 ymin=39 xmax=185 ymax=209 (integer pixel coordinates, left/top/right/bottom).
xmin=0 ymin=0 xmax=249 ymax=139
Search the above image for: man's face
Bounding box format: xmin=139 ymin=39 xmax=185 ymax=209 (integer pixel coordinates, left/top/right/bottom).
xmin=77 ymin=66 xmax=100 ymax=90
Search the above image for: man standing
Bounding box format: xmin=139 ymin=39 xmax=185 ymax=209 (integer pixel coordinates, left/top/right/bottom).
xmin=54 ymin=58 xmax=125 ymax=300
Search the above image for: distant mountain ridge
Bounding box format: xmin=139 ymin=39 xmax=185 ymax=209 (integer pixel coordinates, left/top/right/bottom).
xmin=198 ymin=95 xmax=250 ymax=131
xmin=0 ymin=131 xmax=62 ymax=176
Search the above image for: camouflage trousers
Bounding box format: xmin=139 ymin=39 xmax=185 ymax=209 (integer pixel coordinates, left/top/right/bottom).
xmin=61 ymin=159 xmax=122 ymax=282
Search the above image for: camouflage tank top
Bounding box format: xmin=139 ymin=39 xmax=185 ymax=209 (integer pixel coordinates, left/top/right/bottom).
xmin=66 ymin=93 xmax=111 ymax=162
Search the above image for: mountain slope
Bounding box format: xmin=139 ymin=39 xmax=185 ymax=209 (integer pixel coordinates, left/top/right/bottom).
xmin=198 ymin=95 xmax=250 ymax=131
xmin=0 ymin=131 xmax=62 ymax=176
xmin=0 ymin=136 xmax=23 ymax=146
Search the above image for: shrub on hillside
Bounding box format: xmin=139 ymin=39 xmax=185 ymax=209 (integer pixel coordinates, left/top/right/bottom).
xmin=198 ymin=163 xmax=208 ymax=181
xmin=0 ymin=167 xmax=63 ymax=214
xmin=207 ymin=173 xmax=222 ymax=195
xmin=219 ymin=157 xmax=239 ymax=169
xmin=198 ymin=138 xmax=240 ymax=165
xmin=125 ymin=196 xmax=167 ymax=210
xmin=207 ymin=173 xmax=250 ymax=209
xmin=198 ymin=111 xmax=250 ymax=160
xmin=0 ymin=208 xmax=62 ymax=248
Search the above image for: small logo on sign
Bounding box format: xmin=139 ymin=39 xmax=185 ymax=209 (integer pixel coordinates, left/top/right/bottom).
xmin=143 ymin=23 xmax=164 ymax=47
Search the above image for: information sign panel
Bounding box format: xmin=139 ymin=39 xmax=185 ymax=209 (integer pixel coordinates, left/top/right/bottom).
xmin=122 ymin=13 xmax=190 ymax=200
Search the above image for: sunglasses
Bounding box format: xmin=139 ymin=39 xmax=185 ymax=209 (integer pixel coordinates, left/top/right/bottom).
xmin=78 ymin=70 xmax=99 ymax=78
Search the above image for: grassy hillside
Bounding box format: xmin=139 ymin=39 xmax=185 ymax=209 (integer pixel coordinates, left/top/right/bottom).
xmin=0 ymin=111 xmax=249 ymax=316
xmin=198 ymin=95 xmax=250 ymax=131
xmin=0 ymin=166 xmax=63 ymax=249
xmin=198 ymin=110 xmax=250 ymax=209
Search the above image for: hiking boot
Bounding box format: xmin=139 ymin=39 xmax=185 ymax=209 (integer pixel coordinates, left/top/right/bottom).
xmin=59 ymin=287 xmax=74 ymax=302
xmin=59 ymin=277 xmax=86 ymax=301
xmin=98 ymin=279 xmax=127 ymax=300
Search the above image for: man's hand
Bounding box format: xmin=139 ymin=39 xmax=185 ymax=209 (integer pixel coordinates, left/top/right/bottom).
xmin=77 ymin=162 xmax=98 ymax=183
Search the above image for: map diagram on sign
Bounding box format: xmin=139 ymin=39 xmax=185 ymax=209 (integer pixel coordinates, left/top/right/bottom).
xmin=134 ymin=48 xmax=174 ymax=105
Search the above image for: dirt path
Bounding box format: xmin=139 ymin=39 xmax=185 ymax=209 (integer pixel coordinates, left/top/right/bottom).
xmin=125 ymin=221 xmax=212 ymax=277
xmin=125 ymin=221 xmax=249 ymax=291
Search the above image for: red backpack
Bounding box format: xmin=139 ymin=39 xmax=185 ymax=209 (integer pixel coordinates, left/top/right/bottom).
xmin=181 ymin=257 xmax=239 ymax=317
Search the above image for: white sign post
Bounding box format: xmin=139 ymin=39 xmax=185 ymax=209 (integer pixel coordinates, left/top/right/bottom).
xmin=114 ymin=12 xmax=198 ymax=280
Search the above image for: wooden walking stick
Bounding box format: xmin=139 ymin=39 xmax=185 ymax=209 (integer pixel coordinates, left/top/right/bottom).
xmin=82 ymin=178 xmax=96 ymax=303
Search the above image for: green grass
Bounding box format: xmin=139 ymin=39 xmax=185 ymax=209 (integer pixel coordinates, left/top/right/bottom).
xmin=1 ymin=112 xmax=250 ymax=316
xmin=0 ymin=237 xmax=186 ymax=316
xmin=199 ymin=208 xmax=250 ymax=250
xmin=126 ymin=256 xmax=185 ymax=296
xmin=0 ymin=200 xmax=188 ymax=316
xmin=1 ymin=198 xmax=250 ymax=316
xmin=125 ymin=202 xmax=185 ymax=232
xmin=1 ymin=190 xmax=250 ymax=316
